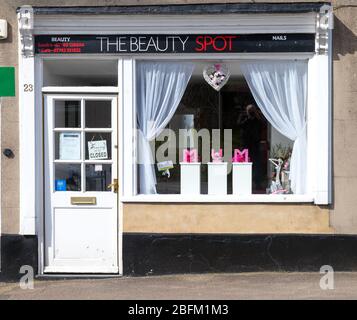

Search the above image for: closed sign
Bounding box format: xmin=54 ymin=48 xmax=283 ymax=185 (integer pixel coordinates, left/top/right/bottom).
xmin=88 ymin=140 xmax=108 ymax=160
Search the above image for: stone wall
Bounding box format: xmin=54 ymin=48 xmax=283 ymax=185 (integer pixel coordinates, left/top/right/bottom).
xmin=0 ymin=0 xmax=356 ymax=234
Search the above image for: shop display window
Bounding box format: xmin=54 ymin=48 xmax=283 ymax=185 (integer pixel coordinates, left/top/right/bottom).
xmin=136 ymin=60 xmax=306 ymax=196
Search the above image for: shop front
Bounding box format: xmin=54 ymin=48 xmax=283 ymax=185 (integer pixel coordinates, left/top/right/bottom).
xmin=16 ymin=3 xmax=333 ymax=276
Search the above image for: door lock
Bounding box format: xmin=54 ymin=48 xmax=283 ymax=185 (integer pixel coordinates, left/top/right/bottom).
xmin=107 ymin=179 xmax=118 ymax=193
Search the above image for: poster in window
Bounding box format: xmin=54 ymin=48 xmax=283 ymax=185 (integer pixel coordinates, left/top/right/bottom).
xmin=59 ymin=132 xmax=81 ymax=160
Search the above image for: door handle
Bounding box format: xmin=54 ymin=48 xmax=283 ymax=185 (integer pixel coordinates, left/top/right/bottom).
xmin=107 ymin=179 xmax=118 ymax=193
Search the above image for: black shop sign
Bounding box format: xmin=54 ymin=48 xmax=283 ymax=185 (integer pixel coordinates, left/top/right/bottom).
xmin=35 ymin=34 xmax=315 ymax=54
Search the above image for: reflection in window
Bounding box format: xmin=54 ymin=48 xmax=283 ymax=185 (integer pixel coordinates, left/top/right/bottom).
xmin=137 ymin=62 xmax=299 ymax=196
xmin=55 ymin=100 xmax=81 ymax=128
xmin=86 ymin=164 xmax=112 ymax=192
xmin=151 ymin=79 xmax=273 ymax=195
xmin=85 ymin=100 xmax=111 ymax=128
xmin=55 ymin=163 xmax=81 ymax=191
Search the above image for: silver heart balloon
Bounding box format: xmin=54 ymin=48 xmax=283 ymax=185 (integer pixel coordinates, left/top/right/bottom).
xmin=203 ymin=63 xmax=231 ymax=91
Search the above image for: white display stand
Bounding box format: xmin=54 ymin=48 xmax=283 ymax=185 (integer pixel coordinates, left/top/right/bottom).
xmin=232 ymin=162 xmax=253 ymax=195
xmin=180 ymin=163 xmax=201 ymax=195
xmin=208 ymin=162 xmax=228 ymax=195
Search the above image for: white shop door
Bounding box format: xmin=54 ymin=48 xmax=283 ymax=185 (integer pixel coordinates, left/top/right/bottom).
xmin=44 ymin=94 xmax=118 ymax=273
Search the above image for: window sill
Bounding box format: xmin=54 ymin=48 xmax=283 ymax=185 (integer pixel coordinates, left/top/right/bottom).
xmin=120 ymin=194 xmax=314 ymax=203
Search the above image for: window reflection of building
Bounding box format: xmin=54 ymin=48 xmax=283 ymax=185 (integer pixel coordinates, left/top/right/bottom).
xmin=154 ymin=73 xmax=271 ymax=195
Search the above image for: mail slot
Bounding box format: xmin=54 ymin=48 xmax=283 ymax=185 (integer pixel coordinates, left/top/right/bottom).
xmin=71 ymin=197 xmax=97 ymax=205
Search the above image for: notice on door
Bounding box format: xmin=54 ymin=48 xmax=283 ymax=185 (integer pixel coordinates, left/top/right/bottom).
xmin=88 ymin=140 xmax=108 ymax=160
xmin=60 ymin=132 xmax=81 ymax=160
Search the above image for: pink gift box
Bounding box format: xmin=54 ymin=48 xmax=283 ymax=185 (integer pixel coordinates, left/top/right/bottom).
xmin=183 ymin=149 xmax=198 ymax=163
xmin=211 ymin=149 xmax=223 ymax=163
xmin=232 ymin=149 xmax=250 ymax=163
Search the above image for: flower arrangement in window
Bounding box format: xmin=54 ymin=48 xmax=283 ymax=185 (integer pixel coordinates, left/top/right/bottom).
xmin=268 ymin=144 xmax=292 ymax=194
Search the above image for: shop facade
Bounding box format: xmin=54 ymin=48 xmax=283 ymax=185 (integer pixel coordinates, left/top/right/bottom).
xmin=1 ymin=1 xmax=357 ymax=278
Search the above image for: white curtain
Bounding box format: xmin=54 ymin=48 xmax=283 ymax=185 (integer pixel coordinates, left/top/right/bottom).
xmin=240 ymin=60 xmax=308 ymax=194
xmin=137 ymin=61 xmax=194 ymax=194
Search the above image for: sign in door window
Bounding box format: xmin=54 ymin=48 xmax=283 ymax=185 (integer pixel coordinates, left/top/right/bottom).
xmin=52 ymin=98 xmax=114 ymax=193
xmin=59 ymin=132 xmax=81 ymax=160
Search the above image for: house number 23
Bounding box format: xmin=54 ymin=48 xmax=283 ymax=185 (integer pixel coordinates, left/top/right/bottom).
xmin=24 ymin=84 xmax=34 ymax=92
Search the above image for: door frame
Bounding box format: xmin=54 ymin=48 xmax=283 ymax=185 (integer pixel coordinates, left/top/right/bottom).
xmin=40 ymin=86 xmax=122 ymax=276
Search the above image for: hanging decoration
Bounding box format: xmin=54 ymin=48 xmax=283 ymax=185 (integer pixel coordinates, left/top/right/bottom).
xmin=203 ymin=63 xmax=230 ymax=91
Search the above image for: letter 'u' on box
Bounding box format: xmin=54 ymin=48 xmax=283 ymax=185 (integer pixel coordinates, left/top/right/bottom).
xmin=0 ymin=20 xmax=8 ymax=40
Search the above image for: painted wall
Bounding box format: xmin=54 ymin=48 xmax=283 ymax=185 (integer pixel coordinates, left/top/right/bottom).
xmin=124 ymin=203 xmax=332 ymax=234
xmin=0 ymin=0 xmax=356 ymax=235
xmin=0 ymin=1 xmax=20 ymax=234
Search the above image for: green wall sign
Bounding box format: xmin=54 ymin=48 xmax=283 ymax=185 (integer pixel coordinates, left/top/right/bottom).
xmin=0 ymin=67 xmax=15 ymax=97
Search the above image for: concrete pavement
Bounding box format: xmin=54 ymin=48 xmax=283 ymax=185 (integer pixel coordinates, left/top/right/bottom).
xmin=0 ymin=272 xmax=357 ymax=300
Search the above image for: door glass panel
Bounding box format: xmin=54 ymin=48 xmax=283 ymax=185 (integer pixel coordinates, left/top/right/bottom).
xmin=51 ymin=97 xmax=115 ymax=194
xmin=55 ymin=100 xmax=81 ymax=128
xmin=85 ymin=132 xmax=112 ymax=160
xmin=85 ymin=100 xmax=111 ymax=128
xmin=55 ymin=163 xmax=81 ymax=191
xmin=86 ymin=164 xmax=112 ymax=192
xmin=55 ymin=132 xmax=81 ymax=160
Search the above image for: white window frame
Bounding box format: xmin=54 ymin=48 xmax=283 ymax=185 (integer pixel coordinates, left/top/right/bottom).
xmin=18 ymin=12 xmax=332 ymax=238
xmin=119 ymin=53 xmax=329 ymax=204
